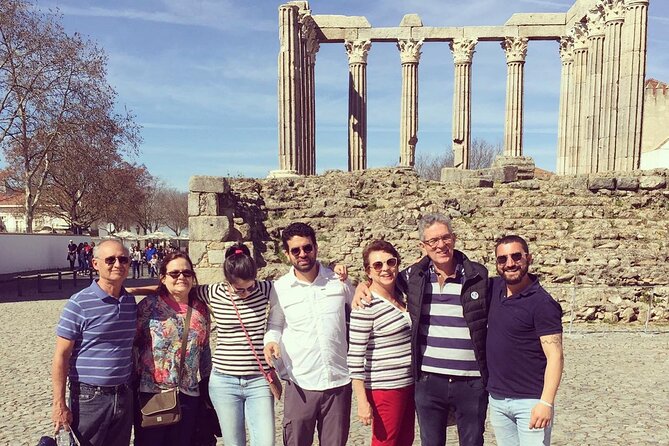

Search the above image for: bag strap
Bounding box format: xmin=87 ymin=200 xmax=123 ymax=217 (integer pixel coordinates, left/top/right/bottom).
xmin=228 ymin=283 xmax=272 ymax=381
xmin=177 ymin=296 xmax=193 ymax=389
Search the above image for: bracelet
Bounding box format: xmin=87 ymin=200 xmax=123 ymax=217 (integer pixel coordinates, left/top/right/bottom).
xmin=539 ymin=400 xmax=553 ymax=408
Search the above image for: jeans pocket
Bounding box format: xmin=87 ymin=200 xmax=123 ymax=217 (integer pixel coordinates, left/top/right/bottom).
xmin=75 ymin=389 xmax=99 ymax=403
xmin=466 ymin=377 xmax=485 ymax=391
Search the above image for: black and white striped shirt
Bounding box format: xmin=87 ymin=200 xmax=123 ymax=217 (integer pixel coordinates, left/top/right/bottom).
xmin=347 ymin=292 xmax=413 ymax=390
xmin=196 ymin=280 xmax=273 ymax=375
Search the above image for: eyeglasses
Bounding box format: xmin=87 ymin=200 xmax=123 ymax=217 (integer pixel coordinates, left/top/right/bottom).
xmin=289 ymin=244 xmax=314 ymax=256
xmin=166 ymin=270 xmax=195 ymax=279
xmin=370 ymin=258 xmax=399 ymax=272
xmin=100 ymin=256 xmax=130 ymax=266
xmin=227 ymin=282 xmax=257 ymax=295
xmin=422 ymin=234 xmax=454 ymax=248
xmin=496 ymin=252 xmax=526 ymax=265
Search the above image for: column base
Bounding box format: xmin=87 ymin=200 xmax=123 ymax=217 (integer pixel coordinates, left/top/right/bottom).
xmin=267 ymin=169 xmax=300 ymax=179
xmin=493 ymin=156 xmax=535 ymax=180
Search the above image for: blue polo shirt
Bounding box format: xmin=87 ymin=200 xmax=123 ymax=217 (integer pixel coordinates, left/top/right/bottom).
xmin=56 ymin=281 xmax=137 ymax=386
xmin=486 ymin=275 xmax=562 ymax=399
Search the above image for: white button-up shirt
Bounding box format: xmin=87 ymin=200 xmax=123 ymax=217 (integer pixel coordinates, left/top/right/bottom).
xmin=264 ymin=263 xmax=354 ymax=391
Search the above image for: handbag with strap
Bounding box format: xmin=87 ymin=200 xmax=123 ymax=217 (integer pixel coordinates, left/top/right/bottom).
xmin=139 ymin=297 xmax=193 ymax=428
xmin=229 ymin=287 xmax=283 ymax=401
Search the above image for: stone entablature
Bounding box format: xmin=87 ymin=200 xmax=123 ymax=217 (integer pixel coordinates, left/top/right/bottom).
xmin=276 ymin=0 xmax=650 ymax=177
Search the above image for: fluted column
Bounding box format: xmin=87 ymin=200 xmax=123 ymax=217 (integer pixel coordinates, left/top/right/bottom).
xmin=449 ymin=38 xmax=477 ymax=169
xmin=345 ymin=40 xmax=371 ymax=171
xmin=617 ymin=0 xmax=649 ymax=171
xmin=276 ymin=4 xmax=302 ymax=175
xmin=569 ymin=24 xmax=589 ymax=175
xmin=557 ymin=36 xmax=574 ymax=175
xmin=599 ymin=0 xmax=625 ymax=172
xmin=398 ymin=39 xmax=423 ymax=167
xmin=501 ymin=37 xmax=528 ymax=157
xmin=301 ymin=15 xmax=319 ymax=175
xmin=584 ymin=6 xmax=606 ymax=173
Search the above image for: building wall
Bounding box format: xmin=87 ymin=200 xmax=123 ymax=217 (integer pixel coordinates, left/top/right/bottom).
xmin=641 ymin=82 xmax=669 ymax=158
xmin=0 ymin=234 xmax=91 ymax=274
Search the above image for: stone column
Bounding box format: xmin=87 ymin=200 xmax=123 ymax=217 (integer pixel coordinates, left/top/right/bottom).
xmin=599 ymin=0 xmax=625 ymax=172
xmin=569 ymin=24 xmax=589 ymax=175
xmin=617 ymin=0 xmax=649 ymax=171
xmin=449 ymin=38 xmax=477 ymax=170
xmin=301 ymin=15 xmax=319 ymax=175
xmin=501 ymin=37 xmax=528 ymax=157
xmin=557 ymin=36 xmax=574 ymax=176
xmin=345 ymin=40 xmax=371 ymax=171
xmin=273 ymin=4 xmax=302 ymax=177
xmin=398 ymin=39 xmax=423 ymax=167
xmin=584 ymin=6 xmax=606 ymax=173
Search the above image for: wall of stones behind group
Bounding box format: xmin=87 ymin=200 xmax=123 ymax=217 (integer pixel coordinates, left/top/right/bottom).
xmin=189 ymin=168 xmax=669 ymax=324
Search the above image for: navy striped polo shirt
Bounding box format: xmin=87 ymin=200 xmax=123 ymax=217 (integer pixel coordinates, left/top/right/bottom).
xmin=56 ymin=281 xmax=137 ymax=386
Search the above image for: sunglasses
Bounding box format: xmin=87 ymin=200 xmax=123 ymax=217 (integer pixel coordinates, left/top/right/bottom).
xmin=100 ymin=256 xmax=130 ymax=266
xmin=227 ymin=282 xmax=257 ymax=295
xmin=422 ymin=234 xmax=454 ymax=248
xmin=166 ymin=270 xmax=195 ymax=279
xmin=289 ymin=244 xmax=314 ymax=256
xmin=496 ymin=252 xmax=526 ymax=265
xmin=370 ymin=257 xmax=399 ymax=272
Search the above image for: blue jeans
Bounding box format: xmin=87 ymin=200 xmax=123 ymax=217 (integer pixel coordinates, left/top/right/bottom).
xmin=208 ymin=371 xmax=275 ymax=446
xmin=414 ymin=373 xmax=487 ymax=446
xmin=134 ymin=392 xmax=200 ymax=446
xmin=69 ymin=382 xmax=133 ymax=446
xmin=131 ymin=261 xmax=140 ymax=278
xmin=488 ymin=394 xmax=553 ymax=446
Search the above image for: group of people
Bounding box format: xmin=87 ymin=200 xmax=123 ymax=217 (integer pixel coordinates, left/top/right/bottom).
xmin=52 ymin=214 xmax=564 ymax=446
xmin=66 ymin=240 xmax=96 ymax=275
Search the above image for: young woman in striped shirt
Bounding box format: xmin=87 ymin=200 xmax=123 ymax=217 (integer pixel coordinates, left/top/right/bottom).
xmin=348 ymin=240 xmax=415 ymax=446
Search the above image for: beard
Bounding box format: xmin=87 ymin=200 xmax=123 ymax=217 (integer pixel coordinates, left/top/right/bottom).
xmin=497 ymin=263 xmax=529 ymax=285
xmin=292 ymin=256 xmax=317 ymax=273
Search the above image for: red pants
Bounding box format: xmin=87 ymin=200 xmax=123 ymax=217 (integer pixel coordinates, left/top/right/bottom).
xmin=366 ymin=385 xmax=415 ymax=446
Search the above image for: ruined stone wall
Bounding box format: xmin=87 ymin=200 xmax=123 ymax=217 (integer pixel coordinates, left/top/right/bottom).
xmin=642 ymin=80 xmax=669 ymax=154
xmin=189 ymin=168 xmax=669 ymax=324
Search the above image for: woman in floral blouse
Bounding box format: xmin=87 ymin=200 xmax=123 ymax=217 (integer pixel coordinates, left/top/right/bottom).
xmin=133 ymin=251 xmax=211 ymax=445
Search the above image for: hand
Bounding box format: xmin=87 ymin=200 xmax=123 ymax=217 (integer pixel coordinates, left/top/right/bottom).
xmin=357 ymin=400 xmax=373 ymax=426
xmin=529 ymin=402 xmax=553 ymax=429
xmin=52 ymin=402 xmax=72 ymax=433
xmin=333 ymin=264 xmax=348 ymax=281
xmin=351 ymin=282 xmax=372 ymax=310
xmin=263 ymin=342 xmax=281 ymax=367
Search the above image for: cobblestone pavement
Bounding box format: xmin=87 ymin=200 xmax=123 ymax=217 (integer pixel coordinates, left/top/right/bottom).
xmin=1 ymin=296 xmax=667 ymax=445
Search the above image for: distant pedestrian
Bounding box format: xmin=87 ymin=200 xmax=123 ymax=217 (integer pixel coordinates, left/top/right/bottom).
xmin=150 ymin=253 xmax=159 ymax=278
xmin=77 ymin=243 xmax=85 ymax=274
xmin=131 ymin=246 xmax=142 ymax=279
xmin=67 ymin=240 xmax=77 ymax=271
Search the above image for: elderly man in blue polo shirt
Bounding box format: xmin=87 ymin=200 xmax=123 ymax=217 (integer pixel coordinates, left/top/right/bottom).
xmin=51 ymin=239 xmax=136 ymax=445
xmin=487 ymin=235 xmax=564 ymax=446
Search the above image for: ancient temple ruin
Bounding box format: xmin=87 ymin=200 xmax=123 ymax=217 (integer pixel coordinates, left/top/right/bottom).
xmin=272 ymin=0 xmax=649 ymax=176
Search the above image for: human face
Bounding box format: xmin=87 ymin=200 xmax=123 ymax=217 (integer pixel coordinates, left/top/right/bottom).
xmin=495 ymin=242 xmax=532 ymax=285
xmin=227 ymin=278 xmax=257 ymax=299
xmin=366 ymin=250 xmax=399 ymax=289
xmin=160 ymin=258 xmax=194 ymax=298
xmin=285 ymin=235 xmax=318 ymax=274
xmin=420 ymin=222 xmax=456 ymax=267
xmin=93 ymin=241 xmax=129 ymax=284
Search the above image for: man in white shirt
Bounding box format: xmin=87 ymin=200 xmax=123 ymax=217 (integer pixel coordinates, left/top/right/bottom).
xmin=264 ymin=222 xmax=354 ymax=446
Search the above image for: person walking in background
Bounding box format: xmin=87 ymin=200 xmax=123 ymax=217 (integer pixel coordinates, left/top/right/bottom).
xmin=149 ymin=253 xmax=159 ymax=278
xmin=76 ymin=242 xmax=85 ymax=275
xmin=131 ymin=246 xmax=142 ymax=279
xmin=51 ymin=240 xmax=135 ymax=445
xmin=348 ymin=240 xmax=415 ymax=446
xmin=134 ymin=252 xmax=211 ymax=445
xmin=487 ymin=235 xmax=564 ymax=446
xmin=67 ymin=240 xmax=77 ymax=271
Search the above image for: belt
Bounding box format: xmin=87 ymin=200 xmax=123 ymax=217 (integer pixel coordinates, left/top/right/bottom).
xmin=422 ymin=372 xmax=481 ymax=382
xmin=70 ymin=381 xmax=130 ymax=395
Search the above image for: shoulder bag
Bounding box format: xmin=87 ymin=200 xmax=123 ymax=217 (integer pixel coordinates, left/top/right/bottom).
xmin=139 ymin=297 xmax=193 ymax=428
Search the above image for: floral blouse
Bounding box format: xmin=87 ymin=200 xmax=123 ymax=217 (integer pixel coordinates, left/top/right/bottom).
xmin=135 ymin=294 xmax=212 ymax=396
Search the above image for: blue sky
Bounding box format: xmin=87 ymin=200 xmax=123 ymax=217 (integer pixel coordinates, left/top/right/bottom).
xmin=28 ymin=0 xmax=669 ymax=190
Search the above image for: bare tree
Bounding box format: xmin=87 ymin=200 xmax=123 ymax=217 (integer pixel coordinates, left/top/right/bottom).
xmin=156 ymin=187 xmax=188 ymax=236
xmin=414 ymin=138 xmax=502 ymax=180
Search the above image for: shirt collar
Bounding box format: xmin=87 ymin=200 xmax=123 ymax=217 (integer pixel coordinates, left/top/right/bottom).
xmin=504 ymin=274 xmax=540 ymax=299
xmin=91 ymin=280 xmax=131 ymax=302
xmin=428 ymin=260 xmax=464 ymax=283
xmin=286 ymin=262 xmax=328 ymax=287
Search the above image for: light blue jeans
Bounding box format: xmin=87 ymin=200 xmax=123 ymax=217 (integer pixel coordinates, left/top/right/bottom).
xmin=209 ymin=370 xmax=275 ymax=446
xmin=489 ymin=394 xmax=553 ymax=446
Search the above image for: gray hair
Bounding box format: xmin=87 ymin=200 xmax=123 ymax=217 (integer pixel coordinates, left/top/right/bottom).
xmin=418 ymin=213 xmax=454 ymax=241
xmin=93 ymin=239 xmax=129 ymax=258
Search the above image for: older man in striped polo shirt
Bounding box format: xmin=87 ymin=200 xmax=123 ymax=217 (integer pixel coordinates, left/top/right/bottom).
xmin=51 ymin=239 xmax=136 ymax=445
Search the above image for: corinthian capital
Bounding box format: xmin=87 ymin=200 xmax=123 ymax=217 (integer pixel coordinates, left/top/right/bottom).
xmin=571 ymin=22 xmax=589 ymax=50
xmin=559 ymin=36 xmax=574 ymax=62
xmin=300 ymin=14 xmax=320 ymax=62
xmin=587 ymin=5 xmax=606 ymax=37
xmin=397 ymin=39 xmax=424 ymax=64
xmin=449 ymin=38 xmax=478 ymax=64
xmin=345 ymin=40 xmax=372 ymax=65
xmin=501 ymin=37 xmax=528 ymax=63
xmin=602 ymin=0 xmax=625 ymax=23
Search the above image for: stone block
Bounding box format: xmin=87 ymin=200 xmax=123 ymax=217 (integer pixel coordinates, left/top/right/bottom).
xmin=517 ymin=24 xmax=564 ymax=39
xmin=188 ymin=193 xmax=200 ymax=217
xmin=489 ymin=166 xmax=518 ymax=183
xmin=464 ymin=25 xmax=507 ymax=39
xmin=639 ymin=175 xmax=666 ymax=190
xmin=588 ymin=177 xmax=616 ymax=191
xmin=615 ymin=177 xmax=639 ymax=191
xmin=462 ymin=177 xmax=493 ymax=188
xmin=412 ymin=26 xmax=463 ymax=40
xmin=194 ymin=267 xmax=224 ymax=285
xmin=188 ymin=241 xmax=207 ymax=265
xmin=200 ymin=193 xmax=219 ymax=216
xmin=505 ymin=12 xmax=566 ymax=26
xmin=440 ymin=167 xmax=477 ymax=183
xmin=189 ymin=216 xmax=231 ymax=241
xmin=207 ymin=249 xmax=226 ymax=265
xmin=368 ymin=27 xmax=410 ymax=40
xmin=493 ymin=156 xmax=535 ymax=180
xmin=399 ymin=14 xmax=422 ymax=27
xmin=312 ymin=15 xmax=371 ymax=28
xmin=189 ymin=176 xmax=230 ymax=193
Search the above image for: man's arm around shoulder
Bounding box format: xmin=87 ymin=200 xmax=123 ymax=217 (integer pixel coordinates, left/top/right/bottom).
xmin=52 ymin=336 xmax=75 ymax=432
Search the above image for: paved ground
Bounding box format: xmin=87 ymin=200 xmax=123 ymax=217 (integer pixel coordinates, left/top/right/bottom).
xmin=1 ymin=287 xmax=667 ymax=445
